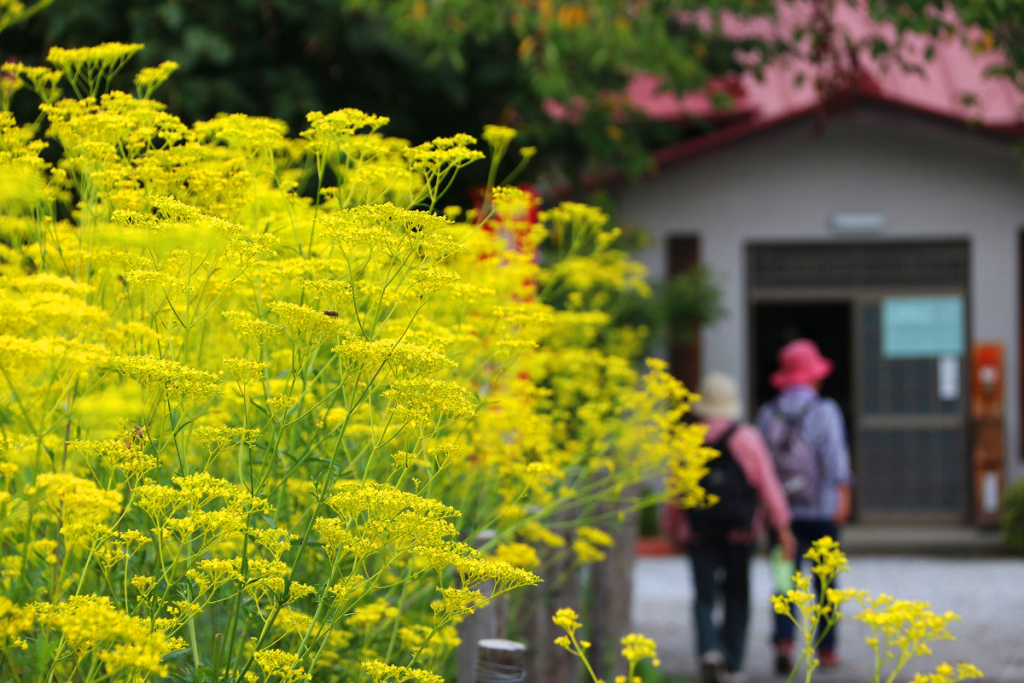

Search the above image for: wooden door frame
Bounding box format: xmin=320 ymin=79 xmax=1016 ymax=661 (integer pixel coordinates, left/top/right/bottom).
xmin=668 ymin=235 xmax=701 ymax=391
xmin=1018 ymin=229 xmax=1024 ymax=464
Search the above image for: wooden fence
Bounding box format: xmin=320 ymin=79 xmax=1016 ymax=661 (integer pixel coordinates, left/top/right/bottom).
xmin=458 ymin=508 xmax=641 ymax=683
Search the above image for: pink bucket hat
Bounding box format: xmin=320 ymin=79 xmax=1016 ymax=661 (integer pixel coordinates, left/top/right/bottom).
xmin=770 ymin=338 xmax=833 ymax=390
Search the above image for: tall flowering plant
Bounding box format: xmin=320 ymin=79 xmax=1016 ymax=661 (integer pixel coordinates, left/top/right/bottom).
xmin=770 ymin=538 xmax=983 ymax=683
xmin=0 ymin=43 xmax=714 ymax=682
xmin=553 ymin=539 xmax=983 ymax=683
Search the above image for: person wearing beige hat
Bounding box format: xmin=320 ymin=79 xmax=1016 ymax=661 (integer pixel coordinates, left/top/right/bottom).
xmin=663 ymin=372 xmax=795 ymax=683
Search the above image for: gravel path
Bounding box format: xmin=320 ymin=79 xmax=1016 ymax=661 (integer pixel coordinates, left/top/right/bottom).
xmin=631 ymin=554 xmax=1024 ymax=683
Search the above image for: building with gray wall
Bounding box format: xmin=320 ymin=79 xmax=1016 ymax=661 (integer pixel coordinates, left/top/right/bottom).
xmin=615 ymin=105 xmax=1024 ymax=525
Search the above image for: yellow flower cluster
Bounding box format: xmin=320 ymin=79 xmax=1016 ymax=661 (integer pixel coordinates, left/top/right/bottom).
xmin=617 ymin=632 xmax=661 ymax=683
xmin=113 ymin=354 xmax=222 ymax=401
xmin=769 ymin=538 xmax=980 ymax=683
xmin=36 ymin=473 xmax=123 ymax=547
xmin=554 ymin=607 xmax=663 ymax=683
xmin=133 ymin=60 xmax=178 ymax=98
xmin=557 ymin=541 xmax=980 ymax=683
xmin=362 ymin=660 xmax=444 ymax=683
xmin=573 ymin=525 xmax=615 ymax=564
xmin=620 ymin=632 xmax=660 ymax=668
xmin=47 ymin=42 xmax=144 ymax=97
xmin=912 ymin=663 xmax=985 ymax=683
xmin=492 ymin=542 xmax=541 ymax=570
xmin=34 ymin=595 xmax=184 ymax=677
xmin=0 ymin=596 xmax=33 ymax=649
xmin=858 ymin=595 xmax=966 ymax=681
xmin=552 ymin=606 xmax=588 ymax=654
xmin=254 ymin=648 xmax=313 ymax=683
xmin=0 ymin=41 xmax=715 ymax=682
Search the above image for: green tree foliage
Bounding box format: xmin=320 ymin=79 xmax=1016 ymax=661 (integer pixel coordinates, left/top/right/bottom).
xmin=4 ymin=0 xmax=784 ymax=180
xmin=8 ymin=1 xmax=1017 ymax=185
xmin=1002 ymin=478 xmax=1024 ymax=554
xmin=871 ymin=0 xmax=1024 ymax=91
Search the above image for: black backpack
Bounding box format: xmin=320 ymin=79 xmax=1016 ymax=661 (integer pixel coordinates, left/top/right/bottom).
xmin=688 ymin=423 xmax=758 ymax=534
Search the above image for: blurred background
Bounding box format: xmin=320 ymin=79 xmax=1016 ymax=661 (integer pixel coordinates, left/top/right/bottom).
xmin=6 ymin=1 xmax=1024 ymax=680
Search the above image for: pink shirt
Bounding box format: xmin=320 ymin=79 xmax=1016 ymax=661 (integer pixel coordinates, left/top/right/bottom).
xmin=662 ymin=419 xmax=792 ymax=547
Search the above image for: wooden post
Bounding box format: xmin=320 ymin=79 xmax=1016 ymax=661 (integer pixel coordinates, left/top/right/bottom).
xmin=458 ymin=530 xmax=500 ymax=683
xmin=528 ymin=520 xmax=580 ymax=683
xmin=588 ymin=503 xmax=639 ymax=680
xmin=541 ymin=553 xmax=581 ymax=683
xmin=476 ymin=639 xmax=527 ymax=682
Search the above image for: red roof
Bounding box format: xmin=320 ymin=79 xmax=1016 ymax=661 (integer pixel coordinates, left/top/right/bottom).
xmin=643 ymin=1 xmax=1024 ymax=134
xmin=545 ymin=0 xmax=1024 ymax=192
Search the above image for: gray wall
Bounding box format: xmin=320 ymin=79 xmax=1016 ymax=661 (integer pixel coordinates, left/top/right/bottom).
xmin=615 ymin=108 xmax=1024 ymax=484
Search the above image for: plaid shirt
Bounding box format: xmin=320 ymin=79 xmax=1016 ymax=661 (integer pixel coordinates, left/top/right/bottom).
xmin=755 ymin=385 xmax=852 ymax=521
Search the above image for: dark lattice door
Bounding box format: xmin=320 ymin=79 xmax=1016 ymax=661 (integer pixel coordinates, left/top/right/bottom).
xmin=856 ymin=299 xmax=968 ymax=521
xmin=749 ymin=241 xmax=970 ymax=522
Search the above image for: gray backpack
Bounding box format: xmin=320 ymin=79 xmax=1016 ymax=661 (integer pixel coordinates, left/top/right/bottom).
xmin=762 ymin=399 xmax=820 ymax=506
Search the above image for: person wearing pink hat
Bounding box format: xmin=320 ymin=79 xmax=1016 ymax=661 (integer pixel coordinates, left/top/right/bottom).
xmin=755 ymin=339 xmax=853 ymax=674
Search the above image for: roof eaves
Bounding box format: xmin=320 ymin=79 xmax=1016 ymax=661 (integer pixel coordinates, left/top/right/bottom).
xmin=547 ymin=90 xmax=1021 ymax=200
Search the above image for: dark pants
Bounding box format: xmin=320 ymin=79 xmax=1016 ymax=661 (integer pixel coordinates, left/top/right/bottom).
xmin=773 ymin=520 xmax=840 ymax=653
xmin=690 ymin=537 xmax=752 ymax=672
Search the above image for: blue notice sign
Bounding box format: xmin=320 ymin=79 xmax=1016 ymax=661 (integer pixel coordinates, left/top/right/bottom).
xmin=881 ymin=296 xmax=965 ymax=359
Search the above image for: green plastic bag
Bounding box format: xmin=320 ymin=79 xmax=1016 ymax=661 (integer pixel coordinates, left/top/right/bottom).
xmin=770 ymin=544 xmax=796 ymax=594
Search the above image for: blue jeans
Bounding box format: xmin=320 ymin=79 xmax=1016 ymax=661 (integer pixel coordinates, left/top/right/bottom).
xmin=690 ymin=537 xmax=752 ymax=672
xmin=773 ymin=520 xmax=840 ymax=653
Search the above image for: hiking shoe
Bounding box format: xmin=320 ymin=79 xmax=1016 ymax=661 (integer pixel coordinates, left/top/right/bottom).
xmin=774 ymin=643 xmax=793 ymax=676
xmin=700 ymin=650 xmax=727 ymax=683
xmin=819 ymin=649 xmax=839 ymax=668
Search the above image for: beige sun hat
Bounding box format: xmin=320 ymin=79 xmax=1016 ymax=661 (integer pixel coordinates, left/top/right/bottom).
xmin=693 ymin=371 xmax=743 ymax=421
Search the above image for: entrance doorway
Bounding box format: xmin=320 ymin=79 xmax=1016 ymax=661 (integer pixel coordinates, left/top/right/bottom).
xmin=747 ymin=241 xmax=971 ymax=524
xmin=751 ymin=301 xmax=857 ymax=519
xmin=751 ymin=302 xmax=853 ymax=436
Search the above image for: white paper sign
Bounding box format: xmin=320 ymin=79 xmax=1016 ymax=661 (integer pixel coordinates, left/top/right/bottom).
xmin=982 ymin=472 xmax=1001 ymax=515
xmin=937 ymin=356 xmax=959 ymax=401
